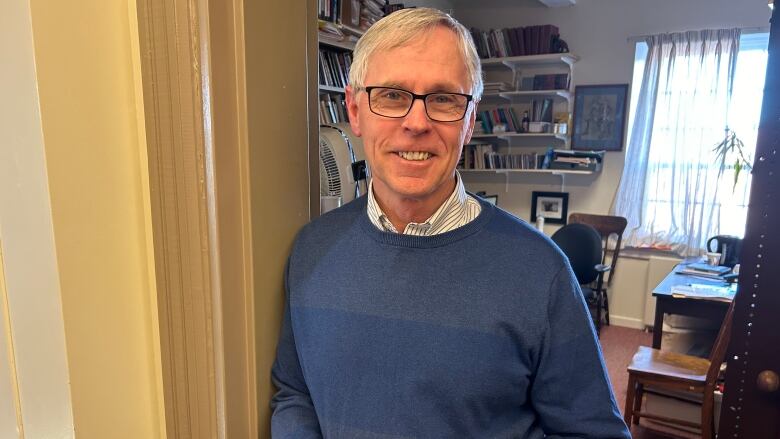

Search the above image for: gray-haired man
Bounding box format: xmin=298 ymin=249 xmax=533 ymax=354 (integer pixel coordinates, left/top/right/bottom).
xmin=271 ymin=8 xmax=630 ymax=438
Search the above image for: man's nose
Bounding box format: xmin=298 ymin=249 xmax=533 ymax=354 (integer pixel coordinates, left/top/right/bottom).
xmin=401 ymin=98 xmax=432 ymax=132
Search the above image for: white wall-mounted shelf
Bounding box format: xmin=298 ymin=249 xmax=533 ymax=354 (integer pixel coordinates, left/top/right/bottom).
xmin=482 ymin=53 xmax=579 ymax=70
xmin=499 ymin=89 xmax=572 ymax=101
xmin=460 ymin=168 xmax=594 ymax=175
xmin=470 ymin=132 xmax=568 ymax=142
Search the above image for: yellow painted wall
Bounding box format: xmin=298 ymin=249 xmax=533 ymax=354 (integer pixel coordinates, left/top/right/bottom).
xmin=243 ymin=0 xmax=314 ymax=435
xmin=28 ymin=0 xmax=165 ymax=437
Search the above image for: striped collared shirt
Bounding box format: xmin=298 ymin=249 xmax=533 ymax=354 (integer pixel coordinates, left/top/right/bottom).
xmin=366 ymin=171 xmax=482 ymax=236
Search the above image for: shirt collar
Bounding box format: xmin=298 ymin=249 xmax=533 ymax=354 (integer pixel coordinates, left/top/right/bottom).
xmin=366 ymin=171 xmax=470 ymax=236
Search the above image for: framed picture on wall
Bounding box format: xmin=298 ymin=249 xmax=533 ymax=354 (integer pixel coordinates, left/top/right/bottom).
xmin=530 ymin=191 xmax=569 ymax=225
xmin=572 ymin=84 xmax=629 ymax=151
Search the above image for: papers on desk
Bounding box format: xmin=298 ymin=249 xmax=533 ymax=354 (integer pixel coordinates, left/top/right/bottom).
xmin=670 ymin=283 xmax=736 ymax=302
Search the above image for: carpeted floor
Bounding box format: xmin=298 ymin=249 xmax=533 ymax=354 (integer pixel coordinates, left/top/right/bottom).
xmin=599 ymin=325 xmax=698 ymax=439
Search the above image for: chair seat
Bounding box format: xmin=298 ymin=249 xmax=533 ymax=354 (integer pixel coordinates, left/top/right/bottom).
xmin=627 ymin=346 xmax=710 ymax=383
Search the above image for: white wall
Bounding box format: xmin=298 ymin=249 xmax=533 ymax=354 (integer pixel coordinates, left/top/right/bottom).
xmin=449 ymin=0 xmax=769 ymax=327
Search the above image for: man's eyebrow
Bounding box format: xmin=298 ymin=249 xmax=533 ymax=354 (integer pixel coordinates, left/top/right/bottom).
xmin=427 ymin=82 xmax=466 ymax=93
xmin=371 ymin=82 xmax=467 ymax=93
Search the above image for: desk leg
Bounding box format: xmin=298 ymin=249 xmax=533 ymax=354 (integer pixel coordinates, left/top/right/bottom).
xmin=652 ymin=298 xmax=664 ymax=349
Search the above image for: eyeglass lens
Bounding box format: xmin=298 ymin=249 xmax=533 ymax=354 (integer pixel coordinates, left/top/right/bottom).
xmin=369 ymin=87 xmax=469 ymax=122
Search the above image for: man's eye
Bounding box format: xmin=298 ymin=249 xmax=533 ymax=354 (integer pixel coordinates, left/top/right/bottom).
xmin=381 ymin=91 xmax=404 ymax=100
xmin=432 ymin=94 xmax=457 ymax=104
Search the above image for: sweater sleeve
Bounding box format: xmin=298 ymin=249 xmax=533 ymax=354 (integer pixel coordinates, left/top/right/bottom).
xmin=270 ymin=261 xmax=323 ymax=438
xmin=530 ymin=265 xmax=631 ymax=439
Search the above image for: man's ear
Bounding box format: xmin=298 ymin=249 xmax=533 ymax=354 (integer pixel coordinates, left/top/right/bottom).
xmin=462 ymin=102 xmax=478 ymax=145
xmin=345 ymin=85 xmax=362 ymax=136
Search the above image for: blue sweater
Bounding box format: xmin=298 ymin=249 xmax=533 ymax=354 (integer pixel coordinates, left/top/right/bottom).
xmin=271 ymin=196 xmax=630 ymax=438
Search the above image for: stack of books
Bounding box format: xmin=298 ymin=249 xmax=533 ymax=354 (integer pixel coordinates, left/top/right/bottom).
xmin=676 ymin=263 xmax=732 ymax=279
xmin=360 ymin=0 xmax=386 ymax=30
xmin=483 ymin=82 xmax=512 ymax=95
xmin=547 ymin=149 xmax=604 ymax=171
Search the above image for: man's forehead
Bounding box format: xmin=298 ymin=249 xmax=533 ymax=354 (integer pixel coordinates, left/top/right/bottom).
xmin=363 ymin=30 xmax=470 ymax=92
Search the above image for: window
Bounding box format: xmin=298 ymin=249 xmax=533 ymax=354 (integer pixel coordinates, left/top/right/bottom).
xmin=616 ymin=31 xmax=769 ymax=255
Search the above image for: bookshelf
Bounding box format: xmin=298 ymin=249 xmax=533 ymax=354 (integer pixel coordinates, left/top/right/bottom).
xmin=318 ymin=0 xmax=388 ymax=125
xmin=459 ymin=47 xmax=600 ymax=176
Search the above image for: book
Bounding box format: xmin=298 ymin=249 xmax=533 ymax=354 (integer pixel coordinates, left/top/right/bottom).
xmin=684 ymin=263 xmax=732 ymax=275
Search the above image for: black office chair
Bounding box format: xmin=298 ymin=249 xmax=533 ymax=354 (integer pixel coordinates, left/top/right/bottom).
xmin=551 ymin=223 xmax=610 ymax=336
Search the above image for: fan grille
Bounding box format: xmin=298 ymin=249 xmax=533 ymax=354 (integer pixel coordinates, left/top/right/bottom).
xmin=319 ymin=139 xmax=342 ymax=196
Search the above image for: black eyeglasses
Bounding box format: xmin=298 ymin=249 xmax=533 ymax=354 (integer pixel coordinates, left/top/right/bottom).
xmin=363 ymin=86 xmax=473 ymax=122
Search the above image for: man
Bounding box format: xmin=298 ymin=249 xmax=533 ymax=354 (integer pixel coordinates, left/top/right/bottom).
xmin=271 ymin=8 xmax=630 ymax=438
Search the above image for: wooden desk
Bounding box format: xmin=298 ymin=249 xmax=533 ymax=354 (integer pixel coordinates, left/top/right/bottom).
xmin=651 ymin=264 xmax=731 ymax=349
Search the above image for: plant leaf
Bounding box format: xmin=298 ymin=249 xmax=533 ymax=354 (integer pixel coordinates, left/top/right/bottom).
xmin=733 ymin=160 xmax=742 ymax=192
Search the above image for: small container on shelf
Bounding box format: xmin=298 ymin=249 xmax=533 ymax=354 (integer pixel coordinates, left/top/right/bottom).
xmin=528 ymin=122 xmax=552 ymax=133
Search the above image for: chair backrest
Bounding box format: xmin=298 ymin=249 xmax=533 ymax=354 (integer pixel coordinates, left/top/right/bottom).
xmin=706 ymin=295 xmax=738 ymax=383
xmin=551 ymin=223 xmax=603 ymax=285
xmin=569 ymin=213 xmax=628 ymax=286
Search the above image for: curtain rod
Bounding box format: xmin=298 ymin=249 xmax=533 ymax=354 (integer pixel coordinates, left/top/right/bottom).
xmin=627 ymin=26 xmax=770 ymax=43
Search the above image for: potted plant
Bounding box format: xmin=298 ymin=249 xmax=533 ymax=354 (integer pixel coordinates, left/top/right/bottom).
xmin=713 ymin=127 xmax=752 ymax=191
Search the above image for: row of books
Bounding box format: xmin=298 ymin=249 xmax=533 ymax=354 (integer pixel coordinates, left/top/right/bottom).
xmin=319 ymin=93 xmax=349 ymax=124
xmin=529 ymin=98 xmax=554 ymax=124
xmin=532 ymin=74 xmax=569 ymax=91
xmin=459 ymin=144 xmax=543 ymax=170
xmin=475 ymin=107 xmax=522 ymax=135
xmin=474 ymin=100 xmax=555 ymax=135
xmin=470 ymin=25 xmax=563 ymax=59
xmin=459 ymin=146 xmax=605 ymax=173
xmin=319 ymin=49 xmax=353 ymax=89
xmin=318 ymin=0 xmax=386 ymax=28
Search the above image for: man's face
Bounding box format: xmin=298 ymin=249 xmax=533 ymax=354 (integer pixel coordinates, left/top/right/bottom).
xmin=346 ymin=26 xmax=476 ymax=211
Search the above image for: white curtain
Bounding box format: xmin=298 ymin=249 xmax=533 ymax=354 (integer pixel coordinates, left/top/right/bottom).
xmin=614 ymin=29 xmax=742 ymax=256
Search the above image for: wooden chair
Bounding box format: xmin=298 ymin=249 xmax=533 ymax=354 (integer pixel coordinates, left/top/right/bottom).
xmin=623 ymin=296 xmax=736 ymax=439
xmin=568 ymin=213 xmax=628 ymax=329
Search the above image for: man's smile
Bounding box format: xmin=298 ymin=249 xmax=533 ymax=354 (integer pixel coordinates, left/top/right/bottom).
xmin=397 ymin=151 xmax=432 ymax=161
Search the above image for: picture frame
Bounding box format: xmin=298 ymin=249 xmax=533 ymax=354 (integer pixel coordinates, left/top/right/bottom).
xmin=530 ymin=191 xmax=569 ymax=225
xmin=571 ymin=84 xmax=629 ymax=151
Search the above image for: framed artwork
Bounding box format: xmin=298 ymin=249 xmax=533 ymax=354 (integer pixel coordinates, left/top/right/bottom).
xmin=572 ymin=84 xmax=629 ymax=151
xmin=530 ymin=191 xmax=569 ymax=225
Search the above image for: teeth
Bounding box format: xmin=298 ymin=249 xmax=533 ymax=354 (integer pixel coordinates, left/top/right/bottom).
xmin=398 ymin=151 xmax=431 ymax=161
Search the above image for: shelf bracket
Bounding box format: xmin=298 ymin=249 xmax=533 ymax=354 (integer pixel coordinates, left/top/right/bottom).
xmin=551 ymin=171 xmax=567 ymax=191
xmin=496 ymin=170 xmax=511 ymax=192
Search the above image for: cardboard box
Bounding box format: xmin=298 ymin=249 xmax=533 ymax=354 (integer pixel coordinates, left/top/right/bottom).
xmin=643 ymin=387 xmax=722 ymax=435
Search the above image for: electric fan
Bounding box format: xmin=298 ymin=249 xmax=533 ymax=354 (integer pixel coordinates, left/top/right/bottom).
xmin=319 ymin=123 xmax=369 ymax=214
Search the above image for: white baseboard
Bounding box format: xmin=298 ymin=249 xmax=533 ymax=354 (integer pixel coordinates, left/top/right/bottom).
xmin=608 ymin=315 xmax=647 ymax=330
